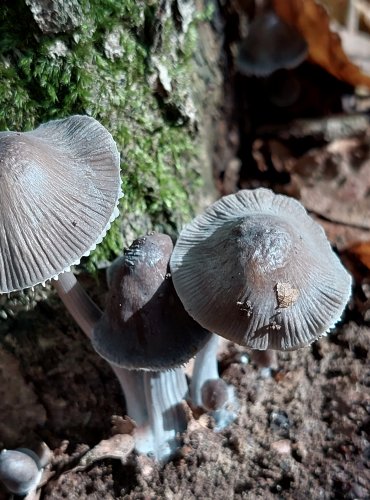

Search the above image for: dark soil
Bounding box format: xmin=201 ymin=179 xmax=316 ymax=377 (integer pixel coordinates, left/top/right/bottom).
xmin=0 ymin=279 xmax=369 ymax=499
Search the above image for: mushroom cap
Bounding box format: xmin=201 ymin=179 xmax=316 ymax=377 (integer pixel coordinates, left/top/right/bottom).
xmin=0 ymin=449 xmax=42 ymax=495
xmin=170 ymin=188 xmax=352 ymax=350
xmin=0 ymin=115 xmax=122 ymax=293
xmin=92 ymin=233 xmax=211 ymax=370
xmin=236 ymin=10 xmax=308 ymax=77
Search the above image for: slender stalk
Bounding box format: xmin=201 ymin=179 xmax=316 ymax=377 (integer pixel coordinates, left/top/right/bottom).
xmin=53 ymin=271 xmax=102 ymax=339
xmin=190 ymin=333 xmax=219 ymax=406
xmin=347 ymin=0 xmax=359 ymax=33
xmin=113 ymin=367 xmax=188 ymax=462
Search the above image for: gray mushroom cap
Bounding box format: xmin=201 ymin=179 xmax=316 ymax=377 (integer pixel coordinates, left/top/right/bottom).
xmin=236 ymin=10 xmax=308 ymax=77
xmin=0 ymin=115 xmax=122 ymax=293
xmin=170 ymin=188 xmax=352 ymax=350
xmin=0 ymin=449 xmax=42 ymax=495
xmin=92 ymin=233 xmax=211 ymax=370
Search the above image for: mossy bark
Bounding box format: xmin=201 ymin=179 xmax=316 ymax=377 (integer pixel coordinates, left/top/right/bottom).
xmin=0 ymin=0 xmax=221 ymax=272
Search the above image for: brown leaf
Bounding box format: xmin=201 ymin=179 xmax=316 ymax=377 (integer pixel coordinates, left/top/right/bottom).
xmin=348 ymin=241 xmax=370 ymax=270
xmin=273 ymin=0 xmax=370 ymax=88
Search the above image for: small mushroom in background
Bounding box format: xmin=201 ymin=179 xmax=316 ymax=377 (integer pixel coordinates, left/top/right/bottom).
xmin=0 ymin=448 xmax=44 ymax=497
xmin=235 ymin=0 xmax=307 ymax=108
xmin=93 ymin=233 xmax=211 ymax=462
xmin=170 ymin=188 xmax=352 ymax=351
xmin=190 ymin=333 xmax=239 ymax=430
xmin=236 ymin=1 xmax=308 ymax=77
xmin=249 ymin=349 xmax=278 ymax=378
xmin=0 ymin=114 xmax=122 ymax=337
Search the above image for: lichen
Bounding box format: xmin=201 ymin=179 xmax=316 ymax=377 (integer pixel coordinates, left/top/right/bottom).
xmin=0 ymin=0 xmax=206 ymax=274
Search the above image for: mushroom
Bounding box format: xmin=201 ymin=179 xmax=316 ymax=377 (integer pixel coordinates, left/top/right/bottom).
xmin=0 ymin=448 xmax=43 ymax=496
xmin=0 ymin=114 xmax=122 ymax=335
xmin=190 ymin=333 xmax=239 ymax=430
xmin=236 ymin=5 xmax=308 ymax=77
xmin=93 ymin=232 xmax=211 ymax=461
xmin=250 ymin=349 xmax=278 ymax=378
xmin=170 ymin=188 xmax=352 ymax=351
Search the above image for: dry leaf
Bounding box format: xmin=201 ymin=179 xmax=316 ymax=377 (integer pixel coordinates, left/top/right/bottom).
xmin=348 ymin=241 xmax=370 ymax=269
xmin=111 ymin=414 xmax=136 ymax=435
xmin=274 ymin=0 xmax=370 ymax=88
xmin=74 ymin=434 xmax=134 ymax=471
xmin=286 ymin=137 xmax=370 ymax=233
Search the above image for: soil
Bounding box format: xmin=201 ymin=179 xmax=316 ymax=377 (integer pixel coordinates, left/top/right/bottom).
xmin=0 ymin=281 xmax=369 ymax=499
xmin=1 ymin=2 xmax=370 ymax=499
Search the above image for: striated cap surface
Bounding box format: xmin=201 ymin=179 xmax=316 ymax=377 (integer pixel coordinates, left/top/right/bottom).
xmin=170 ymin=189 xmax=352 ymax=350
xmin=0 ymin=115 xmax=122 ymax=292
xmin=92 ymin=233 xmax=211 ymax=370
xmin=237 ymin=10 xmax=307 ymax=77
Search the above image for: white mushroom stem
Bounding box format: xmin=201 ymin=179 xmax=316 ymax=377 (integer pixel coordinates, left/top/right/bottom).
xmin=113 ymin=366 xmax=188 ymax=462
xmin=190 ymin=333 xmax=239 ymax=430
xmin=53 ymin=271 xmax=102 ymax=339
xmin=190 ymin=333 xmax=220 ymax=407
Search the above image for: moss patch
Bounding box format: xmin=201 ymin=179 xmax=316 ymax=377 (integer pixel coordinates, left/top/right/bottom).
xmin=0 ymin=0 xmax=204 ymax=270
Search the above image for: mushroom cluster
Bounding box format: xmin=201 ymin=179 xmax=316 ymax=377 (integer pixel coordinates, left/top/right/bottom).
xmin=0 ymin=115 xmax=234 ymax=467
xmin=170 ymin=188 xmax=352 ymax=350
xmin=1 ymin=115 xmax=351 ymax=470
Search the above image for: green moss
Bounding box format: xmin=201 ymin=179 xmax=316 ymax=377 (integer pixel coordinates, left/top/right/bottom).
xmin=0 ymin=0 xmax=204 ymax=270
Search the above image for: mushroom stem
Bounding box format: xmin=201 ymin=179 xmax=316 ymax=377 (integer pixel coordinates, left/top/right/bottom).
xmin=190 ymin=333 xmax=219 ymax=406
xmin=113 ymin=366 xmax=188 ymax=462
xmin=53 ymin=271 xmax=102 ymax=339
xmin=190 ymin=333 xmax=239 ymax=430
xmin=113 ymin=368 xmax=147 ymax=426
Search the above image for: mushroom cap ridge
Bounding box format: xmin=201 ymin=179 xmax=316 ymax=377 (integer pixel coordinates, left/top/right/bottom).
xmin=0 ymin=115 xmax=122 ymax=293
xmin=170 ymin=188 xmax=352 ymax=350
xmin=92 ymin=233 xmax=211 ymax=370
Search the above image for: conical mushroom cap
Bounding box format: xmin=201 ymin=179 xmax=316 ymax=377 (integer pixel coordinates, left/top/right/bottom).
xmin=92 ymin=233 xmax=211 ymax=370
xmin=237 ymin=10 xmax=307 ymax=77
xmin=170 ymin=189 xmax=352 ymax=350
xmin=0 ymin=115 xmax=122 ymax=293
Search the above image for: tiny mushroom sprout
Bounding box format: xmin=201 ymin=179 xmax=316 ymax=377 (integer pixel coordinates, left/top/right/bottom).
xmin=236 ymin=7 xmax=307 ymax=77
xmin=93 ymin=232 xmax=211 ymax=462
xmin=170 ymin=188 xmax=352 ymax=351
xmin=0 ymin=448 xmax=43 ymax=496
xmin=190 ymin=333 xmax=239 ymax=430
xmin=0 ymin=115 xmax=122 ymax=335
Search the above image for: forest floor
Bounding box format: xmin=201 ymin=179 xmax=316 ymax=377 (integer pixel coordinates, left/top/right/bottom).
xmin=0 ymin=274 xmax=368 ymax=499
